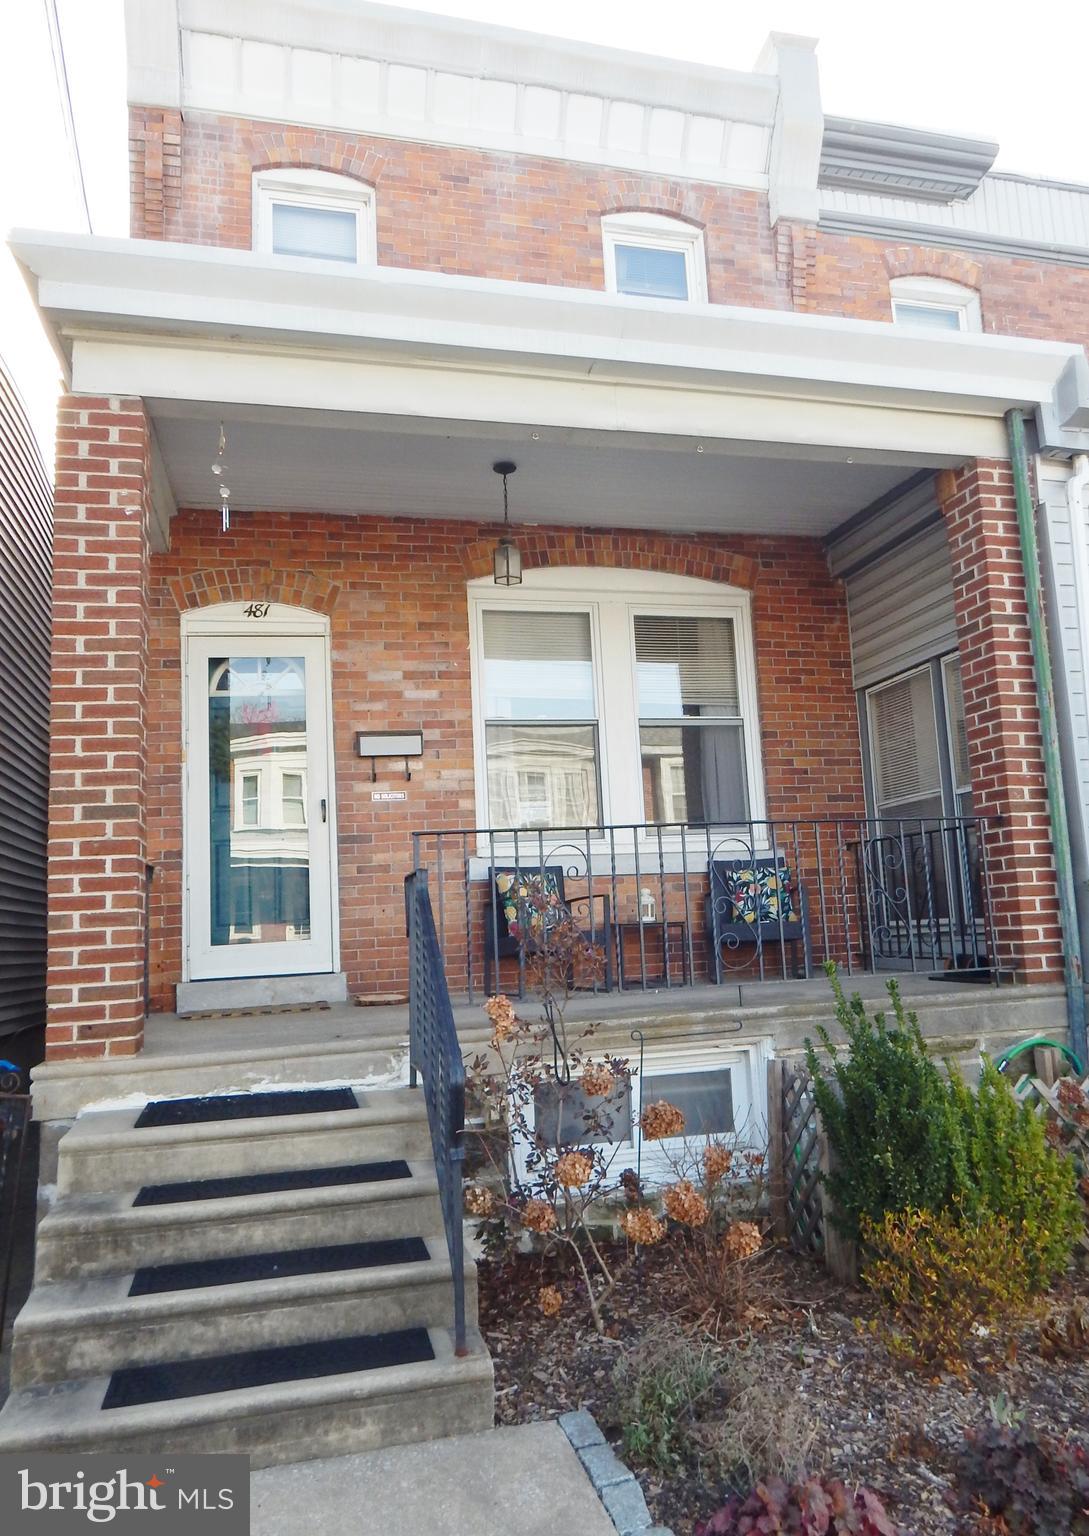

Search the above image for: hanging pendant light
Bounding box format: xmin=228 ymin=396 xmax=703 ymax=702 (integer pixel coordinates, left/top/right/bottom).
xmin=492 ymin=459 xmax=522 ymax=586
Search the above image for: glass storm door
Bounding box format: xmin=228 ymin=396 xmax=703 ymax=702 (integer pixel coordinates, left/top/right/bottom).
xmin=186 ymin=634 xmax=335 ymax=980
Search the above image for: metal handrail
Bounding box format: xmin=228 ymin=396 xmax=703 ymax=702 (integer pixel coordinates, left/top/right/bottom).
xmin=404 ymin=869 xmax=468 ymax=1356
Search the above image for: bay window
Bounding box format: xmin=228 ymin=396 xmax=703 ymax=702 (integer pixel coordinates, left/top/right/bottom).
xmin=470 ymin=570 xmax=763 ymax=835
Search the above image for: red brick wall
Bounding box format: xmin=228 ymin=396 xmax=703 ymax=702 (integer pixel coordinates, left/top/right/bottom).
xmin=129 ymin=108 xmax=1089 ymax=348
xmin=146 ymin=511 xmax=862 ymax=1010
xmin=801 ymin=231 xmax=1089 ymax=345
xmin=48 ymin=396 xmax=153 ymax=1059
xmin=938 ymin=460 xmax=1062 ymax=981
xmin=129 ymin=108 xmax=789 ymax=309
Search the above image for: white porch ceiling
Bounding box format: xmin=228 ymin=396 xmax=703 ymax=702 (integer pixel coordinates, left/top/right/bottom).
xmin=149 ymin=400 xmax=923 ymax=536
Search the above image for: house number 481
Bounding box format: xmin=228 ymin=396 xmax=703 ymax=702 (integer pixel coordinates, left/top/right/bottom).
xmin=243 ymin=602 xmax=270 ymax=618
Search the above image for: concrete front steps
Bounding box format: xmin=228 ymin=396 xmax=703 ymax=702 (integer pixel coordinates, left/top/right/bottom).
xmin=55 ymin=1090 xmax=435 ymax=1194
xmin=0 ymin=1087 xmax=493 ymax=1466
xmin=34 ymin=1160 xmax=443 ymax=1280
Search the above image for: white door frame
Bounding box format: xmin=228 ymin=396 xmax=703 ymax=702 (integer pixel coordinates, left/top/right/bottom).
xmin=181 ymin=602 xmax=340 ymax=981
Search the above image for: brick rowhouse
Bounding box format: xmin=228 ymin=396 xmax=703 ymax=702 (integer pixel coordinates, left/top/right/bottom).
xmin=48 ymin=396 xmax=153 ymax=1059
xmin=40 ymin=55 xmax=1089 ymax=1057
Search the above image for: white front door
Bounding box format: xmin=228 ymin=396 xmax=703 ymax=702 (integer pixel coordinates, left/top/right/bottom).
xmin=184 ymin=614 xmax=337 ymax=980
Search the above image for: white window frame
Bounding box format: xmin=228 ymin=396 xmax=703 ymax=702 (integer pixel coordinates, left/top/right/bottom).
xmin=889 ymin=276 xmax=982 ymax=333
xmin=252 ymin=169 xmax=377 ymax=265
xmin=510 ymin=1038 xmax=770 ymax=1189
xmin=865 ymin=663 xmax=945 ymax=814
xmin=467 ymin=568 xmax=765 ymax=858
xmin=601 ymin=212 xmax=708 ymax=303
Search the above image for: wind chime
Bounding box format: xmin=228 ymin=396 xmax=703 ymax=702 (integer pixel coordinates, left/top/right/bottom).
xmin=211 ymin=422 xmax=231 ymax=530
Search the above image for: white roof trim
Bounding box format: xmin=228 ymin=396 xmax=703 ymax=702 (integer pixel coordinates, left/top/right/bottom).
xmin=14 ymin=230 xmax=1087 ymax=426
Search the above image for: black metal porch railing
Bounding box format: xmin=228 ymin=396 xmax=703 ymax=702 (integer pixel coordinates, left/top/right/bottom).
xmin=404 ymin=868 xmax=468 ymax=1356
xmin=410 ymin=817 xmax=998 ymax=1001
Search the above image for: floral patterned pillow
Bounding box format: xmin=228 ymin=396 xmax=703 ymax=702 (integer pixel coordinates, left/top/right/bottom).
xmin=719 ymin=865 xmax=797 ymax=926
xmin=494 ymin=868 xmax=563 ymax=941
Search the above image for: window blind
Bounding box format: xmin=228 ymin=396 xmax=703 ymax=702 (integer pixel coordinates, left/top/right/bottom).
xmin=869 ymin=670 xmax=941 ymax=806
xmin=634 ymin=615 xmax=739 ymax=717
xmin=271 ymin=202 xmax=358 ymax=262
xmin=482 ymin=610 xmax=596 ymax=720
xmin=614 ymin=244 xmax=688 ymax=300
xmin=482 ymin=609 xmax=592 ymax=663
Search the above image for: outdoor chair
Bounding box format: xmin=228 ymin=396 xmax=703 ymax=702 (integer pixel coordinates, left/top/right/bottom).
xmin=704 ymin=856 xmax=810 ymax=980
xmin=483 ymin=864 xmax=614 ymax=994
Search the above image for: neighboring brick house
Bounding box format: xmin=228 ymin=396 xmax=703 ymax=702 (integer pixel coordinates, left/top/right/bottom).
xmin=12 ymin=0 xmax=1089 ymax=1098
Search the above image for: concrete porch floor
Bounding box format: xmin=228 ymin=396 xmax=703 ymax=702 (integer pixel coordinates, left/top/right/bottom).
xmin=29 ymin=973 xmax=1068 ymax=1124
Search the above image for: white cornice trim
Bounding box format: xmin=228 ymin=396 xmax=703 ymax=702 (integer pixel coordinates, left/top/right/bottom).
xmin=126 ymin=0 xmax=181 ymax=109
xmin=10 ymin=229 xmax=1087 ymax=447
xmin=176 ymin=0 xmax=779 ymax=120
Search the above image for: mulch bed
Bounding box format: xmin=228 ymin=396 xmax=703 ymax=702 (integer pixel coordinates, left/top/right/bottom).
xmin=478 ymin=1241 xmax=1089 ymax=1535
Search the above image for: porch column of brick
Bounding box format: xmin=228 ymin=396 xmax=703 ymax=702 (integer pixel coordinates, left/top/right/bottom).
xmin=47 ymin=395 xmax=153 ymax=1060
xmin=938 ymin=459 xmax=1063 ymax=982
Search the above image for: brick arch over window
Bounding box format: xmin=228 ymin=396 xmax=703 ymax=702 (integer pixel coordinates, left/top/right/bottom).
xmin=244 ymin=131 xmax=387 ymax=188
xmin=168 ymin=566 xmax=341 ymax=613
xmin=597 ymin=183 xmax=713 ymax=227
xmin=458 ymin=530 xmax=759 ymax=590
xmin=882 ymin=246 xmax=983 ymax=290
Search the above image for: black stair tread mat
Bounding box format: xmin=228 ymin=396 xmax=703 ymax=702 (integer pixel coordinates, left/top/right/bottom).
xmin=129 ymin=1236 xmax=431 ymax=1295
xmin=102 ymin=1326 xmax=435 ymax=1410
xmin=134 ymin=1158 xmax=411 ymax=1207
xmin=134 ymin=1088 xmax=358 ymax=1128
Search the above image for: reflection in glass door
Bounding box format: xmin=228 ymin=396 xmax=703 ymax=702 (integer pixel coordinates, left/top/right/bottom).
xmin=186 ymin=632 xmax=334 ymax=980
xmin=208 ymin=655 xmax=311 ymax=948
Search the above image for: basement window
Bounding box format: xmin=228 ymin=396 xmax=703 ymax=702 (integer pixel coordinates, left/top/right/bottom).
xmin=890 ymin=276 xmax=981 ymax=333
xmin=602 ymin=213 xmax=707 ymax=302
xmin=253 ymin=169 xmax=376 ymax=265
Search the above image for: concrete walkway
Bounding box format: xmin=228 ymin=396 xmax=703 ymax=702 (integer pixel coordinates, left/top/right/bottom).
xmin=250 ymin=1422 xmax=621 ymax=1536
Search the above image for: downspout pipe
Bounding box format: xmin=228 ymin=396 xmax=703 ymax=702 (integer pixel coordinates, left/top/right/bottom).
xmin=1005 ymin=409 xmax=1087 ymax=1064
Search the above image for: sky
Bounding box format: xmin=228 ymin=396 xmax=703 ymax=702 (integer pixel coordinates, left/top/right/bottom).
xmin=3 ymin=0 xmax=1089 ymax=465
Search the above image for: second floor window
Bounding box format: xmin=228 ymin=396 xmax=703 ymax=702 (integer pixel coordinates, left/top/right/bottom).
xmin=253 ymin=170 xmax=376 ymax=265
xmin=602 ymin=213 xmax=707 ymax=303
xmin=890 ymin=276 xmax=981 ymax=333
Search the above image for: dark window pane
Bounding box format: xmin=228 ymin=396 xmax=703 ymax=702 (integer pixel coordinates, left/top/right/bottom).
xmin=534 ymin=1079 xmax=632 ymax=1146
xmin=614 ymin=243 xmax=688 ymax=300
xmin=642 ymin=1069 xmax=733 ymax=1137
xmin=640 ymin=724 xmax=747 ymax=823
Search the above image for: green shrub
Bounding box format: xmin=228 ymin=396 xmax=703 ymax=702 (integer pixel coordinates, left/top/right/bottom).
xmin=951 ymin=1059 xmax=1082 ymax=1290
xmin=807 ymin=971 xmax=1081 ymax=1291
xmin=804 ymin=969 xmax=968 ymax=1241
